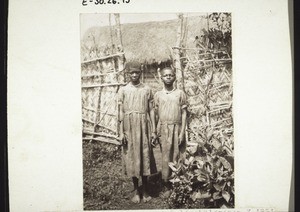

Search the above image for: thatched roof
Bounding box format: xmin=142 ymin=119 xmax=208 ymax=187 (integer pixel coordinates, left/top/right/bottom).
xmin=82 ymin=16 xmax=208 ymax=64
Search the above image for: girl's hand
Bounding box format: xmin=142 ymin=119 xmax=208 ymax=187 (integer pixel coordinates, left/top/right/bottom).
xmin=118 ymin=133 xmax=124 ymax=141
xmin=118 ymin=133 xmax=127 ymax=145
xmin=179 ymin=133 xmax=185 ymax=146
xmin=151 ymin=132 xmax=158 ymax=140
xmin=150 ymin=132 xmax=158 ymax=147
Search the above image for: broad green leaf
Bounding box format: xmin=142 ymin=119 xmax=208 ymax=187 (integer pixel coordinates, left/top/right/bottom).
xmin=213 ymin=191 xmax=222 ymax=200
xmin=197 ymin=175 xmax=207 ymax=182
xmin=211 ymin=138 xmax=221 ymax=149
xmin=191 ymin=192 xmax=197 ymax=201
xmin=187 ymin=172 xmax=194 ymax=178
xmin=170 ymin=178 xmax=180 ymax=183
xmin=219 ymin=157 xmax=232 ymax=170
xmin=187 ymin=145 xmax=198 ymax=155
xmin=195 ymin=191 xmax=202 ymax=199
xmin=213 ymin=183 xmax=222 ymax=191
xmin=168 ymin=163 xmax=178 ymax=172
xmin=206 ymin=128 xmax=213 ymax=141
xmin=200 ymin=191 xmax=211 ymax=199
xmin=194 ymin=169 xmax=202 ymax=175
xmin=222 ymin=190 xmax=230 ymax=202
xmin=184 ymin=158 xmax=190 ymax=165
xmin=221 ymin=204 xmax=229 ymax=209
xmin=189 ymin=156 xmax=195 ymax=163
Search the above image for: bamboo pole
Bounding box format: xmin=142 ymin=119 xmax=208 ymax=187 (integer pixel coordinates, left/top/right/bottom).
xmin=173 ymin=13 xmax=184 ymax=90
xmin=92 ymin=87 xmax=103 ymax=140
xmin=81 ymin=52 xmax=125 ymax=64
xmin=114 ymin=13 xmax=125 ymax=75
xmin=109 ymin=13 xmax=114 ymax=46
xmin=114 ymin=13 xmax=123 ymax=47
xmin=81 ymin=69 xmax=125 ymax=78
xmin=82 ymin=117 xmax=94 ymax=124
xmin=82 ymin=106 xmax=97 ymax=112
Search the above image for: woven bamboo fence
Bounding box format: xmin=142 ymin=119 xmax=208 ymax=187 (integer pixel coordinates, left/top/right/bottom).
xmin=81 ymin=51 xmax=126 ymax=145
xmin=181 ymin=48 xmax=233 ymax=151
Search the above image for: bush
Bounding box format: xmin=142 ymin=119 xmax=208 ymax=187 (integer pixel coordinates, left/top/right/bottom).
xmin=168 ymin=126 xmax=234 ymax=209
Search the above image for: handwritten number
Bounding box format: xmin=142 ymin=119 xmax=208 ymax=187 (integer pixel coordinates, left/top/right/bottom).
xmin=95 ymin=0 xmax=104 ymax=4
xmin=107 ymin=0 xmax=111 ymax=3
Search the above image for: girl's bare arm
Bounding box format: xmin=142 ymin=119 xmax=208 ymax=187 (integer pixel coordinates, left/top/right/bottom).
xmin=179 ymin=107 xmax=187 ymax=144
xmin=118 ymin=103 xmax=124 ymax=141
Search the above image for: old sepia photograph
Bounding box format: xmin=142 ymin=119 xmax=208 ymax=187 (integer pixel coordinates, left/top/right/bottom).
xmin=80 ymin=13 xmax=233 ymax=210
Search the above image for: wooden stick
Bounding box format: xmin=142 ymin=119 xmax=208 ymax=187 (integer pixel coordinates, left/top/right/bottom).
xmin=83 ymin=130 xmax=118 ymax=139
xmin=82 ymin=106 xmax=97 ymax=112
xmin=184 ymin=58 xmax=232 ymax=64
xmin=82 ymin=117 xmax=94 ymax=124
xmin=210 ymin=117 xmax=232 ymax=126
xmin=209 ymin=101 xmax=232 ymax=106
xmin=81 ymin=52 xmax=125 ymax=64
xmin=95 ymin=123 xmax=116 ymax=133
xmin=208 ymin=83 xmax=230 ymax=92
xmin=81 ymin=82 xmax=126 ymax=88
xmin=83 ymin=136 xmax=121 ymax=145
xmin=208 ymin=106 xmax=231 ymax=114
xmin=81 ymin=71 xmax=119 ymax=78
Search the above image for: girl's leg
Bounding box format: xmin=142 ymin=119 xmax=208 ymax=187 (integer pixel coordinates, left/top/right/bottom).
xmin=160 ymin=179 xmax=172 ymax=198
xmin=131 ymin=177 xmax=140 ymax=203
xmin=132 ymin=177 xmax=139 ymax=190
xmin=142 ymin=176 xmax=152 ymax=202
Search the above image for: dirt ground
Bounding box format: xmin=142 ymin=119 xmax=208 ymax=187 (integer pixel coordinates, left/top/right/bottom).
xmin=83 ymin=141 xmax=170 ymax=210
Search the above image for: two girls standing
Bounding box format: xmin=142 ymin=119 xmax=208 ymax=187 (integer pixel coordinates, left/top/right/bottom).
xmin=118 ymin=62 xmax=187 ymax=203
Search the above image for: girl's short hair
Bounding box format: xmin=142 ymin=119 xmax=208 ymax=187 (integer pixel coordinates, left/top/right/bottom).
xmin=125 ymin=61 xmax=142 ymax=72
xmin=160 ymin=67 xmax=175 ymax=75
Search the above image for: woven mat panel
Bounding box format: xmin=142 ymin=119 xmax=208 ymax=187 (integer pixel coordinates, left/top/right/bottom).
xmin=188 ymin=115 xmax=207 ymax=143
xmin=187 ymin=95 xmax=206 ymax=116
xmin=81 ymin=63 xmax=102 ymax=87
xmin=82 ymin=120 xmax=94 ymax=132
xmin=81 ymin=87 xmax=100 ymax=131
xmin=183 ymin=49 xmax=233 ymax=144
xmin=81 ymin=59 xmax=121 ymax=86
xmin=211 ymin=67 xmax=232 ymax=84
xmin=208 ymin=86 xmax=232 ymax=106
xmin=95 ymin=86 xmax=119 ymax=136
xmin=208 ymin=108 xmax=232 ymax=125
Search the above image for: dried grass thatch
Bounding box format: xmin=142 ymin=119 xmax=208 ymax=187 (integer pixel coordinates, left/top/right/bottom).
xmin=82 ymin=16 xmax=208 ymax=64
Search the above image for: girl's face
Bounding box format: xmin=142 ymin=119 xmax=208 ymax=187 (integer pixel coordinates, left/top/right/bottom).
xmin=129 ymin=69 xmax=141 ymax=83
xmin=161 ymin=69 xmax=175 ymax=85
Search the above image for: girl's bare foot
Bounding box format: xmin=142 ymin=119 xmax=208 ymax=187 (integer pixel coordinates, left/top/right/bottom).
xmin=131 ymin=190 xmax=140 ymax=203
xmin=142 ymin=193 xmax=152 ymax=203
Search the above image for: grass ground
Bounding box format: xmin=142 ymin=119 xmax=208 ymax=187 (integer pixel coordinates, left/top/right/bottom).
xmin=83 ymin=140 xmax=169 ymax=210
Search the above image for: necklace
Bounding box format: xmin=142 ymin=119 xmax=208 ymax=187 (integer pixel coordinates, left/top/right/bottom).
xmin=164 ymin=87 xmax=176 ymax=94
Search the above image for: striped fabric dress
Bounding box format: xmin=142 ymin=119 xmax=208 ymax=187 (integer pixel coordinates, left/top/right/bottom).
xmin=118 ymin=82 xmax=156 ymax=178
xmin=154 ymin=88 xmax=187 ymax=180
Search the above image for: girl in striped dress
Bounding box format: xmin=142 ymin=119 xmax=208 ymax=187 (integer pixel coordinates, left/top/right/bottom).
xmin=154 ymin=67 xmax=187 ymax=198
xmin=118 ymin=62 xmax=157 ymax=203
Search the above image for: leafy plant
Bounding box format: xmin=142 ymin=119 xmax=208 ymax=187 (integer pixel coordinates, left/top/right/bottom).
xmin=168 ymin=125 xmax=234 ymax=209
